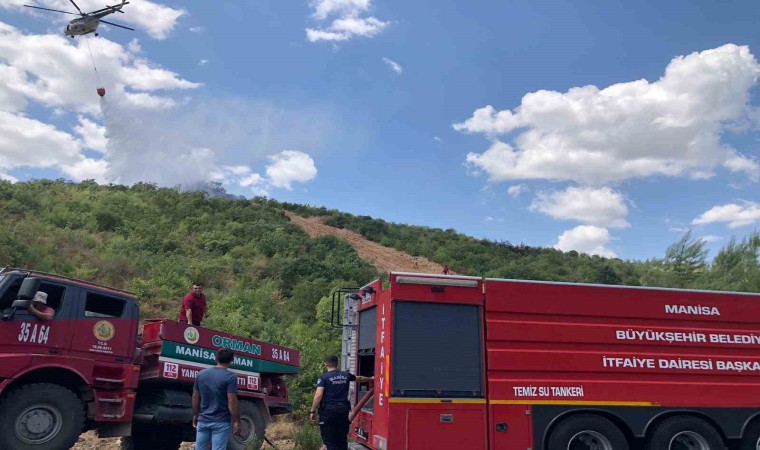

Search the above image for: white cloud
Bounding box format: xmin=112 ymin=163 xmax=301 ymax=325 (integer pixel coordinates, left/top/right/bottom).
xmin=265 ymin=150 xmax=318 ymax=189
xmin=701 ymin=235 xmax=723 ymax=243
xmin=222 ymin=165 xmax=252 ymax=176
xmin=455 ymin=44 xmax=760 ymax=185
xmin=382 ymin=57 xmax=403 ymax=74
xmin=453 ymin=105 xmax=519 ymax=135
xmin=530 ymin=186 xmax=629 ymax=228
xmin=310 ymin=0 xmax=370 ymax=20
xmin=0 ymin=172 xmax=18 ymax=182
xmin=61 ymin=157 xmax=108 ymax=182
xmin=127 ymin=39 xmax=141 ymax=54
xmin=554 ymin=225 xmax=616 ymax=258
xmin=306 ymin=0 xmax=388 ymax=42
xmin=189 ymin=27 xmax=204 ymax=33
xmin=121 ymin=61 xmax=201 ymax=91
xmin=0 ymin=22 xmax=199 ymax=113
xmin=2 ymin=0 xmax=186 ymax=40
xmin=122 ymin=92 xmax=177 ymax=109
xmin=724 ymin=154 xmax=760 ymax=181
xmin=214 ymin=154 xmax=319 ymax=196
xmin=692 ymin=201 xmax=760 ymax=228
xmin=0 ymin=63 xmax=32 ymax=112
xmin=198 ymin=59 xmax=209 ymax=66
xmin=74 ymin=115 xmax=107 ymax=153
xmin=507 ymin=184 xmax=527 ymax=198
xmin=434 ymin=136 xmax=442 ymax=142
xmin=0 ymin=110 xmax=84 ymax=171
xmin=239 ymin=172 xmax=265 ymax=187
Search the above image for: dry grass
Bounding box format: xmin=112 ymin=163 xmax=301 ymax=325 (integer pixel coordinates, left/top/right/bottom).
xmin=73 ymin=424 xmax=297 ymax=450
xmin=267 ymin=417 xmax=298 ymax=440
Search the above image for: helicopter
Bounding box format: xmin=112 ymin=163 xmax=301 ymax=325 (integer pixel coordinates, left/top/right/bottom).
xmin=24 ymin=0 xmax=134 ymax=37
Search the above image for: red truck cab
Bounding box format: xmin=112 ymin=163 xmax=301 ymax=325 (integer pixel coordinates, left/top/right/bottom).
xmin=0 ymin=268 xmax=298 ymax=450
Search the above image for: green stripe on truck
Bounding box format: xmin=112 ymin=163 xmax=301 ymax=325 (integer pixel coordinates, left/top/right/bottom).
xmin=160 ymin=341 xmax=299 ymax=374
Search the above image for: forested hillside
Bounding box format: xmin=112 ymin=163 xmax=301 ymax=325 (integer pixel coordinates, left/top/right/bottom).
xmin=0 ymin=180 xmax=758 ymax=423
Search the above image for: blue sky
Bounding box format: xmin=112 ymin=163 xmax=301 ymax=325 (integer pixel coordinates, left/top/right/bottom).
xmin=0 ymin=0 xmax=758 ymax=261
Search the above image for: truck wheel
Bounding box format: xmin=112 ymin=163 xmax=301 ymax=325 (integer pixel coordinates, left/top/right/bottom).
xmin=0 ymin=383 xmax=85 ymax=450
xmin=120 ymin=426 xmax=183 ymax=450
xmin=547 ymin=414 xmax=628 ymax=450
xmin=646 ymin=416 xmax=724 ymax=450
xmin=740 ymin=421 xmax=760 ymax=450
xmin=228 ymin=401 xmax=267 ymax=450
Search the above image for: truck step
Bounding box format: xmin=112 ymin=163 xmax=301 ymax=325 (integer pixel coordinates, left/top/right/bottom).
xmin=348 ymin=444 xmax=369 ymax=450
xmin=94 ymin=377 xmax=125 ymax=384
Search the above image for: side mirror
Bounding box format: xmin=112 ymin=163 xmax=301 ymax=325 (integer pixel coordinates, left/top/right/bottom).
xmin=12 ymin=299 xmax=31 ymax=309
xmin=17 ymin=277 xmax=40 ymax=300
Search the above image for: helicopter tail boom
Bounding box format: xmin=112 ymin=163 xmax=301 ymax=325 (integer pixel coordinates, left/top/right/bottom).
xmin=91 ymin=0 xmax=129 ymax=17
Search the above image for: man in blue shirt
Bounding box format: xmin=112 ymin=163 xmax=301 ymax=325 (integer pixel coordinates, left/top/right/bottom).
xmin=192 ymin=348 xmax=241 ymax=450
xmin=310 ymin=355 xmax=373 ymax=450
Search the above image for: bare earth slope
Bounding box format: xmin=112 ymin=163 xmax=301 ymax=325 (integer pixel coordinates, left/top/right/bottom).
xmin=285 ymin=212 xmax=452 ymax=275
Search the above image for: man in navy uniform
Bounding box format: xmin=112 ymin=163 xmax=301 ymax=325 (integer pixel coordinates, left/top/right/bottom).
xmin=310 ymin=355 xmax=373 ymax=450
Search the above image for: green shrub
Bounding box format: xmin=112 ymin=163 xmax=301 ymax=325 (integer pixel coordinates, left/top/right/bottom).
xmin=293 ymin=423 xmax=323 ymax=450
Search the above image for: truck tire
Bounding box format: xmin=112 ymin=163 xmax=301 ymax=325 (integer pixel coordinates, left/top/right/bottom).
xmin=120 ymin=425 xmax=183 ymax=450
xmin=228 ymin=400 xmax=267 ymax=450
xmin=547 ymin=414 xmax=628 ymax=450
xmin=646 ymin=416 xmax=724 ymax=450
xmin=0 ymin=383 xmax=85 ymax=450
xmin=740 ymin=421 xmax=760 ymax=450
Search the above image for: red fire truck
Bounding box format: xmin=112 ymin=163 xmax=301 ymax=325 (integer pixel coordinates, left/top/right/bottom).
xmin=335 ymin=272 xmax=760 ymax=450
xmin=0 ymin=268 xmax=299 ymax=450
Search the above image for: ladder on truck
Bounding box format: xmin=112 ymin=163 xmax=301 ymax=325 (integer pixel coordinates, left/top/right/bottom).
xmin=331 ymin=289 xmax=361 ymax=409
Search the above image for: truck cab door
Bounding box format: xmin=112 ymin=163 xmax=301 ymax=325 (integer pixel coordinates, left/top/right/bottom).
xmin=68 ymin=289 xmax=135 ymax=364
xmin=0 ymin=277 xmax=75 ymax=358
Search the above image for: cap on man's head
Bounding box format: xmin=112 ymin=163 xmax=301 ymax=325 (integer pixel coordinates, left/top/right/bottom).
xmin=33 ymin=291 xmax=48 ymax=305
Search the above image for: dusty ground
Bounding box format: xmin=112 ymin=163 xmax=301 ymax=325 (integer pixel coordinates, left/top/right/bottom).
xmin=285 ymin=212 xmax=452 ymax=275
xmin=73 ymin=431 xmax=295 ymax=449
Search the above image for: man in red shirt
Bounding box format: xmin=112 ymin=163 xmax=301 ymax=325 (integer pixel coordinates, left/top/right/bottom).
xmin=179 ymin=283 xmax=207 ymax=326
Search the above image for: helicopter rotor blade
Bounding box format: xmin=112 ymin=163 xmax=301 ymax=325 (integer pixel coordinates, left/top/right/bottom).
xmin=23 ymin=4 xmax=79 ymax=15
xmin=100 ymin=19 xmax=134 ymax=31
xmin=68 ymin=0 xmax=84 ymax=15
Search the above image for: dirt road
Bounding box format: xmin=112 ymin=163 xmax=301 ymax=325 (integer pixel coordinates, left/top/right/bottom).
xmin=285 ymin=212 xmax=451 ymax=275
xmin=73 ymin=432 xmax=294 ymax=449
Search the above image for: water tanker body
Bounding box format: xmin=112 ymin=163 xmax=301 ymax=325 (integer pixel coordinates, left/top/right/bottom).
xmin=0 ymin=268 xmax=299 ymax=450
xmin=335 ymin=272 xmax=760 ymax=450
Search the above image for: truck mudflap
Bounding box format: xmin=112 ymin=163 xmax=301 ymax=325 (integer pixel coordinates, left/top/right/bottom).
xmin=265 ymin=400 xmax=293 ymax=416
xmin=93 ymin=388 xmax=137 ymax=422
